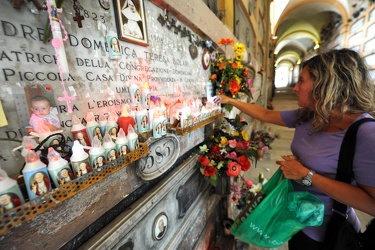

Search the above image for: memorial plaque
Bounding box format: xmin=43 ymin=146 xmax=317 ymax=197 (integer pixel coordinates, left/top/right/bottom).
xmin=136 ymin=134 xmax=180 ymax=180
xmin=176 ymin=171 xmax=205 ymax=218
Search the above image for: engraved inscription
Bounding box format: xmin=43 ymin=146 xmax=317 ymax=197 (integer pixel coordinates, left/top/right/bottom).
xmin=136 ymin=135 xmax=180 ymax=180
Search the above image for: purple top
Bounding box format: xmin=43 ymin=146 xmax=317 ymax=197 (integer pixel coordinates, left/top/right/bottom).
xmin=280 ymin=109 xmax=375 ymax=242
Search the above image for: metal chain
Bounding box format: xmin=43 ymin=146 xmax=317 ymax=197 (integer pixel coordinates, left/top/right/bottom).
xmin=73 ymin=0 xmax=80 ymax=14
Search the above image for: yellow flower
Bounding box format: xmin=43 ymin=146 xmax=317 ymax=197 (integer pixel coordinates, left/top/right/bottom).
xmin=219 ymin=136 xmax=228 ymax=147
xmin=241 ymin=130 xmax=249 ymax=141
xmin=233 ymin=42 xmax=246 ymax=53
xmin=210 ymin=38 xmax=253 ymax=109
xmin=232 ymin=131 xmax=239 ymax=136
xmin=237 ymin=61 xmax=244 ymax=69
xmin=235 ymin=52 xmax=243 ymax=61
xmin=218 ymin=55 xmax=225 ymax=62
xmin=234 ymin=75 xmax=240 ymax=83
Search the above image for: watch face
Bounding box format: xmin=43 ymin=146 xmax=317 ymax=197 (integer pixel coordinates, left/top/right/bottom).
xmin=302 ymin=179 xmax=311 ymax=186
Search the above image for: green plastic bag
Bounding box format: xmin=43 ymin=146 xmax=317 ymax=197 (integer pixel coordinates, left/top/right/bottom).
xmin=231 ymin=169 xmax=324 ymax=248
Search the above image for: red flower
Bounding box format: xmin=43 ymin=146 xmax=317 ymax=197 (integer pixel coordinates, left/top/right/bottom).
xmin=210 ymin=74 xmax=217 ymax=81
xmin=229 ymin=80 xmax=241 ymax=95
xmin=198 ymin=155 xmax=210 ymax=167
xmin=244 ymin=68 xmax=249 ymax=77
xmin=237 ymin=140 xmax=250 ymax=150
xmin=232 ymin=196 xmax=238 ymax=203
xmin=226 ymin=161 xmax=241 ymax=177
xmin=245 ymin=180 xmax=253 ymax=188
xmin=218 ymin=61 xmax=226 ymax=70
xmin=231 ymin=61 xmax=238 ymax=69
xmin=204 ymin=165 xmax=217 ymax=177
xmin=218 ymin=38 xmax=234 ymax=45
xmin=210 ymin=145 xmax=221 ymax=154
xmin=237 ymin=155 xmax=251 ymax=171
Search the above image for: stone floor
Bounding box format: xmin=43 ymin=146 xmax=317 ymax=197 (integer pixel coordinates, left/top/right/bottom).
xmin=234 ymin=87 xmax=295 ymax=250
xmin=212 ymin=87 xmax=373 ymax=250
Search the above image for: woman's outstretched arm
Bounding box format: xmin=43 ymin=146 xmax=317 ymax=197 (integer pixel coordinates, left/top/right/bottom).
xmin=214 ymin=94 xmax=287 ymax=126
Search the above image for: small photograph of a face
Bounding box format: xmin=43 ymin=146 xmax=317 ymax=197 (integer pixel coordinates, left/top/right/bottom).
xmin=153 ymin=213 xmax=168 ymax=240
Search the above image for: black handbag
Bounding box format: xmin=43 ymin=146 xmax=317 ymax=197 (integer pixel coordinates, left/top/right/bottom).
xmin=324 ymin=118 xmax=375 ymax=250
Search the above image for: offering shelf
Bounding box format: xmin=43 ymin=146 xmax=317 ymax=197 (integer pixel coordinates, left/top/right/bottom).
xmin=170 ymin=112 xmax=225 ymax=136
xmin=0 ymin=143 xmax=149 ymax=236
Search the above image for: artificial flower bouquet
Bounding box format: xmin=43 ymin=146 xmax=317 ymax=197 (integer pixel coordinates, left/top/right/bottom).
xmin=196 ymin=115 xmax=257 ymax=187
xmin=251 ymin=129 xmax=279 ymax=152
xmin=209 ymin=38 xmax=254 ymax=112
xmin=230 ymin=173 xmax=267 ymax=210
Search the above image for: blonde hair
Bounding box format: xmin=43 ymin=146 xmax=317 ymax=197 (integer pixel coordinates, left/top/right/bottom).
xmin=296 ymin=49 xmax=375 ymax=132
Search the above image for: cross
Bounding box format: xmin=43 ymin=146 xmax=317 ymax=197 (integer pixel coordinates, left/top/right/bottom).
xmin=58 ymin=90 xmax=76 ymax=113
xmin=73 ymin=10 xmax=84 ymax=28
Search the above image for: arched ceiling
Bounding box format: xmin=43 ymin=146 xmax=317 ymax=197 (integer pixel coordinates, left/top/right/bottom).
xmin=273 ymin=0 xmax=353 ymax=68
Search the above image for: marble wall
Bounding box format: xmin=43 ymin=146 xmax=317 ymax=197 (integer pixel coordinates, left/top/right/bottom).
xmin=0 ymin=0 xmax=265 ymax=248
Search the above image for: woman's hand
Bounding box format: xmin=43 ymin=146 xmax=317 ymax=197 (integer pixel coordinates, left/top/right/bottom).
xmin=277 ymin=157 xmax=375 ymax=216
xmin=213 ymin=95 xmax=232 ymax=105
xmin=276 ymin=155 xmax=309 ymax=181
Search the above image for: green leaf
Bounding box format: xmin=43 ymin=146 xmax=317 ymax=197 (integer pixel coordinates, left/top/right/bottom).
xmin=43 ymin=19 xmax=52 ymax=44
xmin=224 ymin=104 xmax=233 ymax=112
xmin=209 ymin=176 xmax=218 ymax=187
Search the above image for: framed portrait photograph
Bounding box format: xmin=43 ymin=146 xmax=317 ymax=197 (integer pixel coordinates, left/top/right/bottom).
xmin=113 ymin=0 xmax=148 ymax=46
xmin=153 ymin=212 xmax=168 ymax=240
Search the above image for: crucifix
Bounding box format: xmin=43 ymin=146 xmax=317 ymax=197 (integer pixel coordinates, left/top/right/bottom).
xmin=58 ymin=90 xmax=76 ymax=113
xmin=73 ymin=0 xmax=84 ymax=28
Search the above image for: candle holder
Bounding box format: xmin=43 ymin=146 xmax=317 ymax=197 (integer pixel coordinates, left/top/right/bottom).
xmin=169 ymin=112 xmax=224 ymax=136
xmin=0 ymin=143 xmax=149 ymax=236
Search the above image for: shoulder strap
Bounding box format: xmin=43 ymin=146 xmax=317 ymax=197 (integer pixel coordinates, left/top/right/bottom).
xmin=333 ymin=118 xmax=375 ymax=215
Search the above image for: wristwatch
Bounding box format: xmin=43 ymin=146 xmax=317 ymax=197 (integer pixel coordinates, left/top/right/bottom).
xmin=302 ymin=170 xmax=315 ymax=186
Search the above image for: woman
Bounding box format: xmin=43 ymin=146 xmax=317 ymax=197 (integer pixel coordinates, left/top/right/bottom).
xmin=122 ymin=0 xmax=143 ymax=39
xmin=214 ymin=49 xmax=375 ymax=249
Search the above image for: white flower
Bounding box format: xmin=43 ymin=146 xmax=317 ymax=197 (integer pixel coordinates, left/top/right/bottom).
xmin=250 ymin=183 xmax=262 ymax=194
xmin=199 ymin=144 xmax=208 ymax=153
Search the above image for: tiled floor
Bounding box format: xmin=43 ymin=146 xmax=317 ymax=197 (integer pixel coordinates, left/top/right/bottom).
xmin=220 ymin=87 xmax=373 ymax=250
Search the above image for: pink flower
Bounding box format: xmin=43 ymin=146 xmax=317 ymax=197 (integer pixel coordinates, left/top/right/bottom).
xmin=228 ymin=139 xmax=237 ymax=148
xmin=230 ymin=182 xmax=242 ymax=199
xmin=250 ymin=87 xmax=255 ymax=94
xmin=245 ymin=180 xmax=253 ymax=188
xmin=246 ymin=78 xmax=253 ymax=87
xmin=226 ymin=151 xmax=237 ymax=159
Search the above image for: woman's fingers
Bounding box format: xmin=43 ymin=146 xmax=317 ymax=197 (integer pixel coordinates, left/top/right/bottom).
xmin=213 ymin=95 xmax=221 ymax=104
